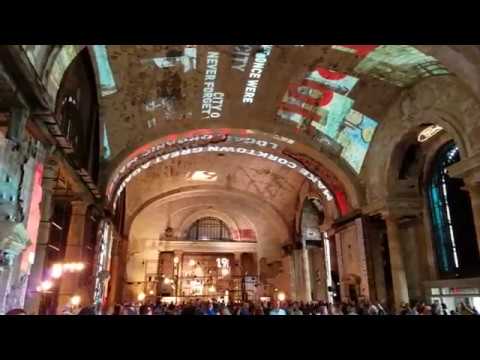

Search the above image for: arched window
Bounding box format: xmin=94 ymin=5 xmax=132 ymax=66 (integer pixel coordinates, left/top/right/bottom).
xmin=427 ymin=141 xmax=480 ymax=276
xmin=187 ymin=217 xmax=232 ymax=241
xmin=55 ymin=48 xmax=100 ymax=184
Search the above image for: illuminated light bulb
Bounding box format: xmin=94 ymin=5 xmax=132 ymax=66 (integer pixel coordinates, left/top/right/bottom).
xmin=76 ymin=262 xmax=86 ymax=271
xmin=208 ymin=286 xmax=216 ymax=293
xmin=137 ymin=292 xmax=146 ymax=302
xmin=51 ymin=263 xmax=63 ymax=279
xmin=164 ymin=278 xmax=171 ymax=285
xmin=277 ymin=292 xmax=286 ymax=302
xmin=40 ymin=280 xmax=53 ymax=292
xmin=173 ymin=257 xmax=179 ymax=265
xmin=70 ymin=295 xmax=81 ymax=307
xmin=28 ymin=252 xmax=35 ymax=265
xmin=149 ymin=290 xmax=154 ymax=295
xmin=189 ymin=259 xmax=196 ymax=267
xmin=225 ymin=290 xmax=229 ymax=296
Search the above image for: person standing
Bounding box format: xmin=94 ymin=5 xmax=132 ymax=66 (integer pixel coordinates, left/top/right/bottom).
xmin=269 ymin=301 xmax=287 ymax=315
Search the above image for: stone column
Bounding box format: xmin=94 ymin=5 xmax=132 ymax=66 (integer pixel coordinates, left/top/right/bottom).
xmin=418 ymin=208 xmax=438 ymax=282
xmin=291 ymin=248 xmax=311 ymax=302
xmin=383 ymin=214 xmax=409 ymax=312
xmin=105 ymin=231 xmax=121 ymax=311
xmin=24 ymin=162 xmax=57 ymax=315
xmin=286 ymin=252 xmax=296 ymax=301
xmin=7 ymin=107 xmax=29 ymax=143
xmin=370 ymin=232 xmax=387 ymax=304
xmin=56 ymin=200 xmax=88 ymax=313
xmin=310 ymin=247 xmax=327 ymax=302
xmin=302 ymin=243 xmax=313 ymax=302
xmin=173 ymin=251 xmax=183 ymax=301
xmin=0 ymin=265 xmax=13 ymax=314
xmin=234 ymin=253 xmax=242 ymax=277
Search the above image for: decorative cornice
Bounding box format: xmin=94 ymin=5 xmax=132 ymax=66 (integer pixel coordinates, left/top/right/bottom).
xmin=142 ymin=240 xmax=258 ymax=254
xmin=361 ymin=197 xmax=423 ymax=220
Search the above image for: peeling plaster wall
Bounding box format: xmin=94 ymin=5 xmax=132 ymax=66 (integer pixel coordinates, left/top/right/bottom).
xmin=0 ymin=135 xmax=46 ymax=313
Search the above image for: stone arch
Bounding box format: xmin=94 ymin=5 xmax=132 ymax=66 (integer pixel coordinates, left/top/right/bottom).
xmin=127 ymin=186 xmax=290 ymax=243
xmin=363 ymin=76 xmax=477 ymax=203
xmin=104 ymin=128 xmax=364 ymax=218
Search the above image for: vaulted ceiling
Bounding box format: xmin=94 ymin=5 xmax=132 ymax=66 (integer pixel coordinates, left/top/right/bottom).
xmin=16 ymin=45 xmax=480 ymax=222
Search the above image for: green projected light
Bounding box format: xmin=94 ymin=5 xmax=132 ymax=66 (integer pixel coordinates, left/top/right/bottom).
xmin=333 ymin=45 xmax=449 ymax=87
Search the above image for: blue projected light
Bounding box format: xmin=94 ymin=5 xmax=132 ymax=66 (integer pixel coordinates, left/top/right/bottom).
xmin=103 ymin=123 xmax=112 ymax=160
xmin=93 ymin=45 xmax=117 ymax=97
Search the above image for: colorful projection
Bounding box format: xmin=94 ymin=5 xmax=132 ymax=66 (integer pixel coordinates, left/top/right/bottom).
xmin=332 ymin=45 xmax=379 ymax=57
xmin=306 ymin=68 xmax=359 ymax=96
xmin=278 ymin=67 xmax=377 ymax=173
xmin=278 ymin=83 xmax=354 ymax=140
xmin=92 ymin=45 xmax=118 ymax=97
xmin=336 ymin=111 xmax=378 ymax=173
xmin=332 ymin=45 xmax=449 ymax=87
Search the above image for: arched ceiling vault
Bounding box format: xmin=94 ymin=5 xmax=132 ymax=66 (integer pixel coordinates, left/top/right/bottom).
xmin=125 ymin=154 xmax=324 ymax=235
xmin=20 ymin=45 xmax=480 ymax=214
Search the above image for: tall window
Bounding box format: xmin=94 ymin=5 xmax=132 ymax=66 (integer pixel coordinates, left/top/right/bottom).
xmin=56 ymin=49 xmax=100 ymax=183
xmin=427 ymin=141 xmax=480 ymax=276
xmin=187 ymin=217 xmax=232 ymax=241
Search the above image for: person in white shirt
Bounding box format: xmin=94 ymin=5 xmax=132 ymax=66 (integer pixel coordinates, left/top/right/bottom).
xmin=269 ymin=301 xmax=287 ymax=315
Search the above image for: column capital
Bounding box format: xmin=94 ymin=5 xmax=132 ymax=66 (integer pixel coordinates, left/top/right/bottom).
xmin=70 ymin=200 xmax=88 ymax=215
xmin=463 ymin=180 xmax=480 ymax=195
xmin=448 ymin=151 xmax=480 ymax=183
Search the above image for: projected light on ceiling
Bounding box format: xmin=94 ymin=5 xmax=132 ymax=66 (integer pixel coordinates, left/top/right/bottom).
xmin=278 ymin=67 xmax=378 ymax=173
xmin=336 ymin=110 xmax=378 ymax=173
xmin=332 ymin=45 xmax=449 ymax=87
xmin=92 ymin=45 xmax=118 ymax=97
xmin=278 ymin=67 xmax=359 ymax=140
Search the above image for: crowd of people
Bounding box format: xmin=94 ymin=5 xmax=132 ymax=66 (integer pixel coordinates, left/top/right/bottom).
xmin=55 ymin=298 xmax=479 ymax=316
xmin=4 ymin=298 xmax=479 ymax=316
